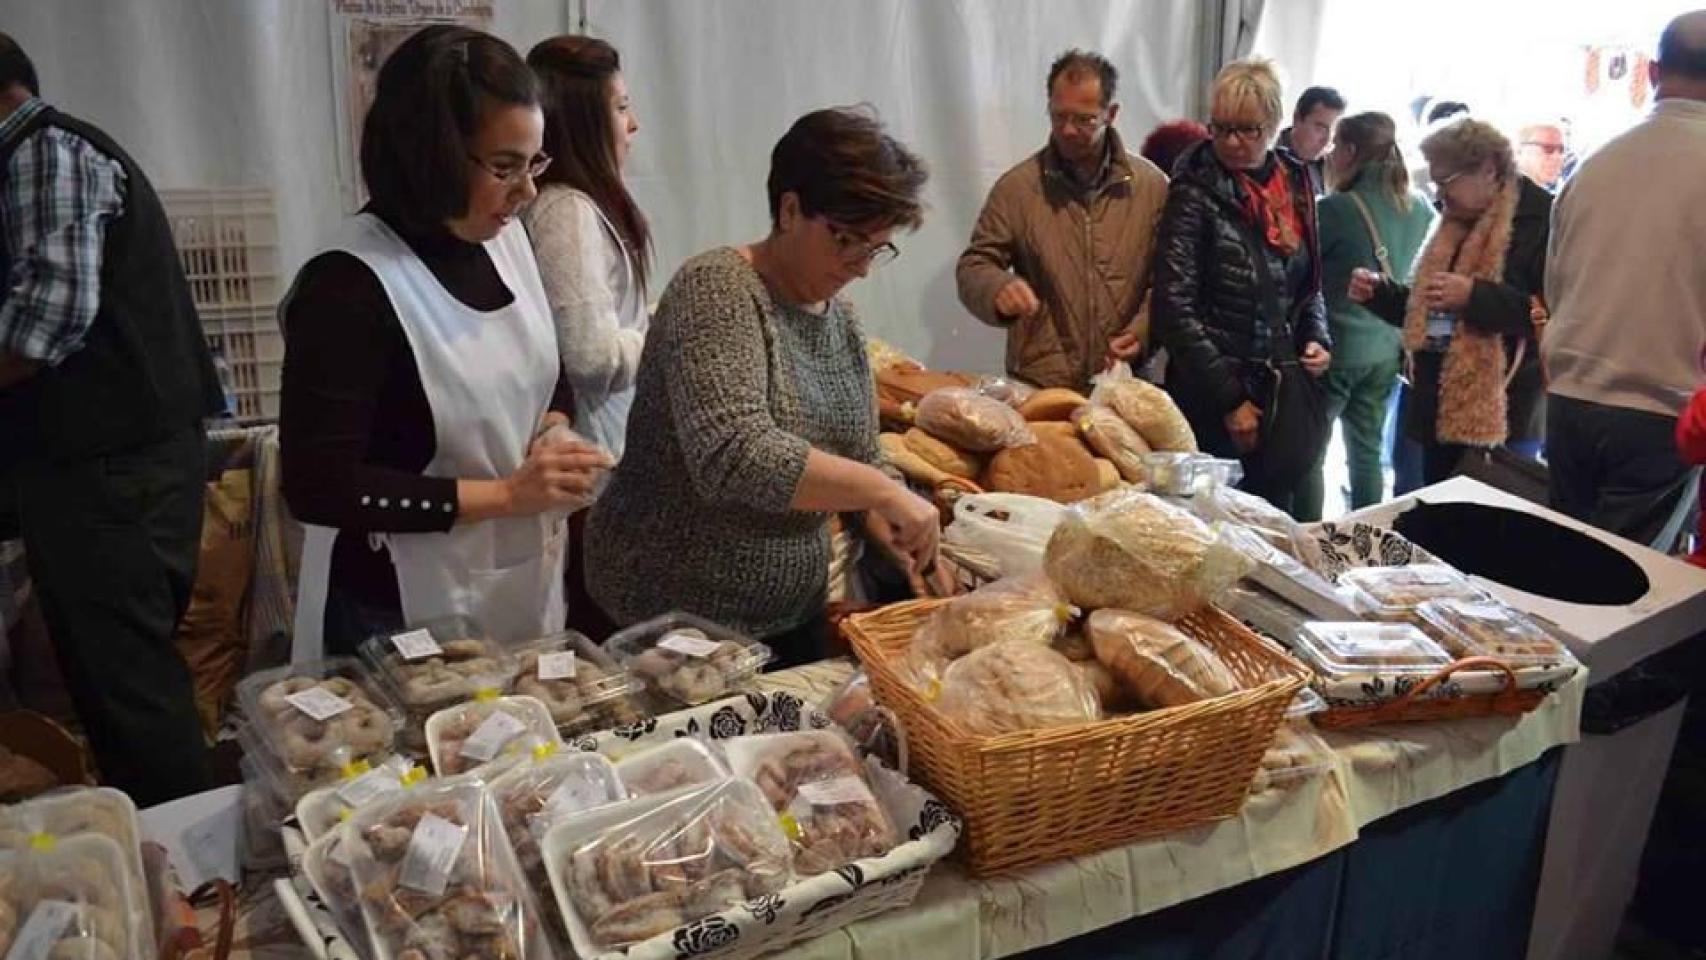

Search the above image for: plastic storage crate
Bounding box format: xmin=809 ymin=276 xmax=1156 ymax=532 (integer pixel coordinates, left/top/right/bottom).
xmin=159 ymin=188 xmax=283 ymax=422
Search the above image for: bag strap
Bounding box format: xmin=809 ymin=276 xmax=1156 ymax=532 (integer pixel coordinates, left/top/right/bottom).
xmin=1346 ymin=193 xmax=1395 ymax=277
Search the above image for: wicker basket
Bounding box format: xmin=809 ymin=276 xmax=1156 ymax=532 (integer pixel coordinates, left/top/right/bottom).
xmin=844 ymin=600 xmax=1308 ymax=875
xmin=1312 ymin=657 xmax=1549 ymax=729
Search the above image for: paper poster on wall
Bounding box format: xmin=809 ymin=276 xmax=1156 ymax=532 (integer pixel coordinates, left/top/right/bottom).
xmin=329 ymin=0 xmax=495 ymax=210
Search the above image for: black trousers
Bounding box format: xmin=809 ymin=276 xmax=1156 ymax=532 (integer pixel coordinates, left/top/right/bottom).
xmin=12 ymin=426 xmax=212 ymax=806
xmin=1546 ymin=393 xmax=1692 ymax=548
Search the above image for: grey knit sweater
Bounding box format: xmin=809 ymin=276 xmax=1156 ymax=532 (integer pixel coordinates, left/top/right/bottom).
xmin=585 ymin=247 xmax=878 ymax=640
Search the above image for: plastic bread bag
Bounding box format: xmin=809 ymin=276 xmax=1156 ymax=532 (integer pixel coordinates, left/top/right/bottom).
xmin=932 ymin=639 xmax=1101 ymax=737
xmin=341 ymin=774 xmax=553 ymax=960
xmin=941 ymin=492 xmax=1068 ymax=578
xmin=974 ymin=376 xmax=1037 ymax=409
xmin=818 ymin=670 xmax=908 ymax=772
xmin=508 ymin=633 xmax=645 ymax=735
xmin=235 ymin=657 xmax=404 ymax=796
xmin=913 ymin=387 xmax=1037 ymax=452
xmin=545 ymin=779 xmax=793 ymax=954
xmin=302 ymin=830 xmax=372 ymax=960
xmin=297 ymin=756 xmax=423 ymax=843
xmin=1085 ymin=609 xmax=1239 ymax=709
xmin=360 ymin=618 xmax=521 ymax=719
xmin=906 ymin=573 xmax=1076 ymax=685
xmin=0 ymin=789 xmax=151 ymax=952
xmin=1089 ymin=363 xmax=1198 ymax=452
xmin=0 ymin=831 xmax=150 ymax=960
xmin=1190 ymin=485 xmax=1324 ymax=571
xmin=426 ymin=696 xmax=563 ymax=777
xmin=1073 ymin=404 xmax=1151 ymax=484
xmin=721 ymin=731 xmax=899 ymax=876
xmin=1043 ymin=489 xmax=1255 ymax=621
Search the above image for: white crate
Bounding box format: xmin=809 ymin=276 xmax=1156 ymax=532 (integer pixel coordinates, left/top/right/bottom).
xmin=158 ymin=188 xmax=281 ymax=312
xmin=205 ymin=306 xmax=284 ymax=422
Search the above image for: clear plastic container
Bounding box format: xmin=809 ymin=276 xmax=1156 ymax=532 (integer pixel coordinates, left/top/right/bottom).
xmin=1189 ymin=457 xmax=1244 ymax=493
xmin=0 ymin=832 xmax=153 ymax=960
xmin=239 ymin=753 xmax=290 ymax=873
xmin=1337 ymin=564 xmax=1492 ymax=620
xmin=540 ymin=778 xmax=793 ymax=956
xmin=1414 ymin=598 xmax=1575 ymax=667
xmin=488 ymin=749 xmax=627 ymax=923
xmin=0 ymin=787 xmax=152 ymax=951
xmin=235 ymin=657 xmax=404 ymax=796
xmin=613 ymin=738 xmax=728 ymax=797
xmin=1140 ymin=452 xmax=1203 ymax=495
xmin=359 ymin=615 xmax=520 ymax=718
xmin=300 ymin=831 xmax=369 ymax=959
xmin=1223 ymin=527 xmax=1358 ymax=621
xmin=294 ymin=755 xmax=419 ymax=842
xmin=604 ymin=612 xmax=773 ymax=707
xmin=1293 ymin=622 xmax=1453 ymax=680
xmin=1219 ymin=582 xmax=1312 ymax=646
xmin=721 ymin=731 xmax=899 ymax=876
xmin=509 ymin=631 xmax=647 ymax=735
xmin=424 ymin=695 xmax=562 ymax=777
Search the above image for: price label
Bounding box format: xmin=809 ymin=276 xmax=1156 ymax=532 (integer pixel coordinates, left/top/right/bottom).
xmin=795 ymin=775 xmax=871 ymax=808
xmin=537 ymin=651 xmax=577 ymax=681
xmin=391 ymin=629 xmax=442 ymax=661
xmin=458 ymin=710 xmax=528 ymax=763
xmin=658 ymin=630 xmax=722 ymax=658
xmin=544 ymin=778 xmax=609 ymax=820
xmin=337 ymin=766 xmax=404 ymax=808
xmin=286 ymin=686 xmax=354 ymax=721
xmin=5 ymin=900 xmax=79 ymax=960
xmin=398 ymin=813 xmax=467 ymax=896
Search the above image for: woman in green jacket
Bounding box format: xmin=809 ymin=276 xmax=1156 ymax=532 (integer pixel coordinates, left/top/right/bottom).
xmin=1297 ymin=112 xmax=1435 ymax=519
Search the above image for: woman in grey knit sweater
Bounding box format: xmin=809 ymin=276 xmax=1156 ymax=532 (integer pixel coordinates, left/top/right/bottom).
xmin=586 ymin=107 xmax=937 ymax=667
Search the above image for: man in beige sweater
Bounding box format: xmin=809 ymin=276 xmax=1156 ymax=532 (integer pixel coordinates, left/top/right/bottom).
xmin=1544 ymin=9 xmax=1706 ymax=546
xmin=956 ymin=49 xmax=1168 ymax=392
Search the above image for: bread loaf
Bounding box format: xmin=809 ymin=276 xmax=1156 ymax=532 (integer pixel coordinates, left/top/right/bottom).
xmin=933 ymin=640 xmax=1101 ymax=736
xmin=1087 ymin=608 xmax=1238 ymax=708
xmin=915 ymin=387 xmax=1036 ymax=452
xmin=878 ymin=432 xmax=954 ymax=487
xmin=1075 ymin=404 xmax=1151 ymax=484
xmin=907 ymin=573 xmax=1073 ymax=682
xmin=1019 ymin=388 xmax=1091 ymax=421
xmin=1094 ymin=458 xmax=1121 ymax=491
xmin=903 ymin=428 xmax=985 ymax=479
xmin=984 ymin=431 xmax=1101 ymax=503
xmin=1097 ymin=377 xmax=1198 ymax=452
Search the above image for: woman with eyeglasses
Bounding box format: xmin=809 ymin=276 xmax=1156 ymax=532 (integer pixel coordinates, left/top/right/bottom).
xmin=584 ymin=106 xmax=938 ymax=668
xmin=1347 ymin=118 xmax=1552 ymax=484
xmin=1152 ymin=58 xmax=1332 ymax=517
xmin=281 ymin=26 xmax=611 ymax=657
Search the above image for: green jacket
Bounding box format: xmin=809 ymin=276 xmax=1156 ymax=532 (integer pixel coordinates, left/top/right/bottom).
xmin=1317 ymin=178 xmax=1435 ymax=368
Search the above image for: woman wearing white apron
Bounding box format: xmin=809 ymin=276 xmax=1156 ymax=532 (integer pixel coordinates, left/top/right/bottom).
xmin=280 ymin=27 xmax=611 ymax=660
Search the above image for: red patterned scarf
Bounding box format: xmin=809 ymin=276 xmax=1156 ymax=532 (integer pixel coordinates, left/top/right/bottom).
xmin=1236 ymin=165 xmax=1304 ymax=257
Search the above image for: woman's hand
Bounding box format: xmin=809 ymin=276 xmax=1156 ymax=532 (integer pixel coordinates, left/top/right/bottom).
xmin=871 ymin=483 xmax=940 ymax=575
xmin=1347 ymin=267 xmax=1383 ymax=304
xmin=505 ymin=439 xmax=614 ymax=516
xmin=1422 ymin=272 xmax=1474 ymax=312
xmin=1300 ymin=341 xmax=1331 ymax=377
xmin=530 ymin=412 xmax=573 ymax=454
xmin=1224 ymin=400 xmax=1262 ymax=454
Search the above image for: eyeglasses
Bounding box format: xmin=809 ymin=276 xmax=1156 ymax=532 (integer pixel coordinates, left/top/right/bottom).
xmin=1048 ymin=110 xmax=1108 ymax=133
xmin=468 ymin=151 xmax=553 ymax=186
xmin=1209 ymin=121 xmax=1267 ymax=142
xmin=1522 ymin=141 xmax=1566 ymax=156
xmin=828 ymin=223 xmax=899 ymax=269
xmin=1429 ymin=169 xmax=1468 ymax=192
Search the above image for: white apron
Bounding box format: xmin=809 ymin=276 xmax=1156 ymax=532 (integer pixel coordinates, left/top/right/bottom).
xmin=292 ymin=215 xmax=564 ymax=662
xmin=573 ymin=196 xmax=647 ymax=461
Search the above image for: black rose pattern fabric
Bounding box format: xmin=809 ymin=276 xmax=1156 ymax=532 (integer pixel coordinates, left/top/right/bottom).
xmin=910 ymin=799 xmax=957 ymax=842
xmin=673 ymin=915 xmax=740 ymax=957
xmin=743 ymin=894 xmax=784 ymax=925
xmin=709 ymin=705 xmax=747 ymax=739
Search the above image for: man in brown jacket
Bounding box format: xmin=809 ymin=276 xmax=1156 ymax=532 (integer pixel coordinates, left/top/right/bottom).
xmin=956 ymin=49 xmax=1169 ymax=391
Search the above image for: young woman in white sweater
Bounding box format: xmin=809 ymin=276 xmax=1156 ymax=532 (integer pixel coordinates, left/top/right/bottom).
xmin=523 ymin=36 xmax=650 ymax=460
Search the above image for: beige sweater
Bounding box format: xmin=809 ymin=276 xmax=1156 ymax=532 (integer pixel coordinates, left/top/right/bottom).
xmin=1543 ymin=98 xmax=1706 ymax=417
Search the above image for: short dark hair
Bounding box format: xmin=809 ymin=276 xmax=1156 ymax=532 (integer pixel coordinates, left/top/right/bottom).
xmin=1293 ymin=86 xmax=1346 ymax=119
xmin=766 ymin=106 xmax=927 ymax=232
xmin=1047 ymin=49 xmax=1117 ymax=106
xmin=1658 ymin=14 xmax=1706 ymax=80
xmin=1426 ymin=99 xmax=1470 ymax=124
xmin=360 ymin=25 xmax=538 ymax=235
xmin=0 ymin=32 xmax=39 ymax=96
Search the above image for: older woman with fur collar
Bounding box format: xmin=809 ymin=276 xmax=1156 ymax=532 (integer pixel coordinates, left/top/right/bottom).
xmin=1349 ymin=118 xmax=1552 ymax=484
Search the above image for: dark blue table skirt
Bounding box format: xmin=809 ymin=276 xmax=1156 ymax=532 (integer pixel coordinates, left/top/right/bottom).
xmin=1019 ymin=747 xmax=1562 ymax=960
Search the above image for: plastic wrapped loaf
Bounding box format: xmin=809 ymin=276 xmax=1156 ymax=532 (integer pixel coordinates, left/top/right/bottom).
xmin=933 ymin=640 xmax=1102 ymax=736
xmin=1073 ymin=404 xmax=1151 ymax=484
xmin=914 ymin=387 xmax=1036 ymax=452
xmin=1090 ymin=364 xmax=1197 ymax=453
xmin=907 ymin=573 xmax=1075 ymax=683
xmin=1086 ymin=609 xmax=1238 ymax=709
xmin=1190 ymin=485 xmax=1323 ymax=570
xmin=1044 ymin=490 xmax=1254 ymax=620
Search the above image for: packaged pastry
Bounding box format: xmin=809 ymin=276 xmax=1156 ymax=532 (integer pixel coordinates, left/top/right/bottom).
xmin=1413 ymin=599 xmax=1575 ymax=667
xmin=722 ymin=731 xmax=898 ymax=875
xmin=1086 ymin=609 xmax=1239 ymax=709
xmin=508 ymin=633 xmax=645 ymax=736
xmin=605 ymin=613 xmax=772 ymax=708
xmin=301 ymin=830 xmax=370 ymax=959
xmin=488 ymin=749 xmax=626 ymax=932
xmin=0 ymin=832 xmax=151 ymax=960
xmin=974 ymin=376 xmax=1036 ymax=409
xmin=933 ymin=640 xmax=1101 ymax=736
xmin=297 ymin=756 xmax=422 ymax=843
xmin=1090 ymin=367 xmax=1197 ymax=452
xmin=1190 ymin=484 xmax=1321 ymax=569
xmin=1074 ymin=404 xmax=1151 ymax=484
xmin=425 ymin=696 xmax=562 ymax=777
xmin=614 ymin=739 xmax=728 ymax=797
xmin=1221 ymin=526 xmax=1358 ymax=622
xmin=1017 ymin=387 xmax=1090 ymax=421
xmin=1218 ymin=583 xmax=1312 ymax=647
xmin=1044 ymin=489 xmax=1254 ymax=621
xmin=361 ymin=618 xmax=520 ymax=718
xmin=235 ymin=658 xmax=403 ymax=795
xmin=542 ymin=779 xmax=793 ymax=955
xmin=902 ymin=427 xmax=986 ymax=479
xmin=1292 ymin=622 xmax=1452 ymax=680
xmin=914 ymin=387 xmax=1036 ymax=452
xmin=341 ymin=775 xmax=552 ymax=960
xmin=1337 ymin=564 xmax=1493 ymax=621
xmin=0 ymin=788 xmax=151 ymax=952
xmin=982 ymin=430 xmax=1102 ymax=503
xmin=906 ymin=573 xmax=1075 ymax=683
xmin=818 ymin=671 xmax=907 ymax=772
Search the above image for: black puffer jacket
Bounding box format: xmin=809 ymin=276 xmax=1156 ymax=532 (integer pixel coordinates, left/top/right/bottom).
xmin=1152 ymin=140 xmax=1330 ymax=418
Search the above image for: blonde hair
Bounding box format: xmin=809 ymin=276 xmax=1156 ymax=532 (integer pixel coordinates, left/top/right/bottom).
xmin=1333 ymin=112 xmax=1413 ymax=210
xmin=1421 ymin=118 xmax=1515 ymax=181
xmin=1210 ymin=58 xmax=1284 ymax=130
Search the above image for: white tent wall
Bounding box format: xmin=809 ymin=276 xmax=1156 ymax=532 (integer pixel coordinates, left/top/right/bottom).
xmin=0 ymin=0 xmax=1341 ymax=371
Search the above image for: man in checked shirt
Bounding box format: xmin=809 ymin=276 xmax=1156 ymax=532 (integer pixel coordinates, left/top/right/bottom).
xmin=1 ymin=33 xmax=223 ymax=804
